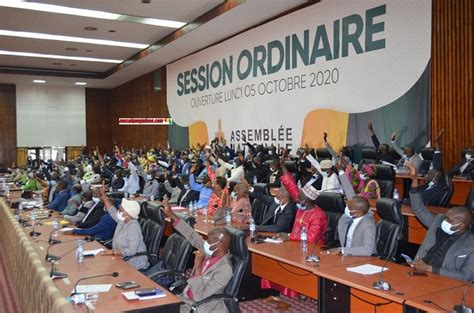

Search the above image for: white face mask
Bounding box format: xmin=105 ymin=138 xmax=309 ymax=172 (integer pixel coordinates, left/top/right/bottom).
xmin=466 ymin=153 xmax=472 ymax=160
xmin=359 ymin=174 xmax=368 ymax=181
xmin=50 ymin=180 xmax=57 ymax=186
xmin=147 ymin=174 xmax=152 ymax=181
xmin=344 ymin=206 xmax=353 ymax=218
xmin=296 ymin=203 xmax=306 ymax=210
xmin=117 ymin=212 xmax=126 ymax=223
xmin=203 ymin=240 xmax=219 ymax=257
xmin=441 ymin=220 xmax=460 ymax=235
xmin=274 ymin=197 xmax=281 ymax=205
xmin=231 ymin=191 xmax=237 ymax=199
xmin=321 ymin=171 xmax=329 ymax=178
xmin=92 ymin=197 xmax=100 ymax=203
xmin=268 ymin=151 xmax=273 ymax=155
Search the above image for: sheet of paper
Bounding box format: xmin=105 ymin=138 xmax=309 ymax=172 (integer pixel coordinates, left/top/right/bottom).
xmin=122 ymin=291 xmax=166 ymax=301
xmin=74 ymin=284 xmax=112 ymax=293
xmin=264 ymin=238 xmax=284 ymax=244
xmin=58 ymin=227 xmax=74 ymax=232
xmin=83 ymin=248 xmax=105 ymax=256
xmin=172 ymin=206 xmax=187 ymax=211
xmin=346 ymin=264 xmax=388 ymax=275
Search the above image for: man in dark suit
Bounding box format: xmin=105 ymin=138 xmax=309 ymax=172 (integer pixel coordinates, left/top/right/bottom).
xmin=76 ymin=189 xmax=105 ymax=228
xmin=451 ymin=147 xmax=473 ymax=180
xmin=267 ymin=160 xmax=283 ymax=188
xmin=249 ymin=185 xmax=296 ymax=233
xmin=368 ymin=121 xmax=396 ymax=164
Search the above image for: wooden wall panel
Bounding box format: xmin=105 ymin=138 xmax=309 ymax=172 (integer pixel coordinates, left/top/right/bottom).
xmin=0 ymin=84 xmax=16 ymax=166
xmin=431 ymin=0 xmax=473 ymax=170
xmin=86 ymin=68 xmax=168 ymax=153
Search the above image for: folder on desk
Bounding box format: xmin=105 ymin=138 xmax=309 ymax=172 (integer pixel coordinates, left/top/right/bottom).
xmin=346 ymin=264 xmax=388 ymax=275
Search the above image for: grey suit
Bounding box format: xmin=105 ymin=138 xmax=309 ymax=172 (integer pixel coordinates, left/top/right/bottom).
xmin=336 ymin=172 xmax=377 ymax=256
xmin=410 ymin=191 xmax=474 ymax=282
xmin=391 ymin=141 xmax=423 ymax=173
xmin=338 ymin=211 xmax=377 ymax=256
xmin=175 ymin=219 xmax=233 ymax=313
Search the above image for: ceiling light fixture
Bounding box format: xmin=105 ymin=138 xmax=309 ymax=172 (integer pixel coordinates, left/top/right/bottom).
xmin=0 ymin=50 xmax=122 ymax=64
xmin=0 ymin=1 xmax=185 ymax=28
xmin=75 ymin=82 xmax=87 ymax=86
xmin=0 ymin=29 xmax=148 ymax=49
xmin=33 ymin=80 xmax=46 ymax=83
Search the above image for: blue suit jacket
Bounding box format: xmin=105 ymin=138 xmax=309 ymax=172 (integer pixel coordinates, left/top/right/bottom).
xmin=48 ymin=189 xmax=71 ymax=212
xmin=73 ymin=213 xmax=116 ymax=241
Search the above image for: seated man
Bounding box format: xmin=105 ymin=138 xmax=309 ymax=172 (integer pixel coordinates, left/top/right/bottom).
xmin=247 ymin=183 xmax=296 ymax=233
xmin=450 ymin=147 xmax=473 ymax=180
xmin=319 ymin=160 xmax=341 ymax=193
xmin=406 ymin=161 xmax=474 ymax=281
xmin=391 ymin=131 xmax=423 ymax=173
xmin=368 ymin=121 xmax=396 ymax=164
xmin=161 ymin=197 xmax=233 ymax=313
xmin=47 ymin=180 xmax=71 ymax=212
xmin=76 ymin=189 xmax=105 ymax=228
xmin=189 ymin=165 xmax=213 ymax=207
xmin=62 ymin=184 xmax=83 ymax=216
xmin=141 ymin=170 xmax=159 ymax=198
xmin=64 ymin=191 xmax=94 ymax=223
xmin=69 ymin=208 xmax=117 ymax=241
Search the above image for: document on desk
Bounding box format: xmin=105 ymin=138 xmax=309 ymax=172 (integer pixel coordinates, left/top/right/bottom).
xmin=83 ymin=248 xmax=105 ymax=256
xmin=58 ymin=227 xmax=75 ymax=232
xmin=346 ymin=264 xmax=388 ymax=275
xmin=264 ymin=238 xmax=284 ymax=244
xmin=74 ymin=284 xmax=112 ymax=293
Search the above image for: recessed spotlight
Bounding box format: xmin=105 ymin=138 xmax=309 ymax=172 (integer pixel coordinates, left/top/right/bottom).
xmin=65 ymin=47 xmax=77 ymax=51
xmin=108 ymin=29 xmax=116 ymax=33
xmin=33 ymin=80 xmax=46 ymax=83
xmin=84 ymin=26 xmax=98 ymax=31
xmin=75 ymin=82 xmax=87 ymax=86
xmin=52 ymin=62 xmax=62 ymax=65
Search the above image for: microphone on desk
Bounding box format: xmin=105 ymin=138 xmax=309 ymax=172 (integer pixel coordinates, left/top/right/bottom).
xmin=250 ymin=213 xmax=277 ymax=243
xmin=71 ymin=272 xmax=119 ymax=302
xmin=48 ymin=228 xmax=61 ymax=245
xmin=453 ymin=280 xmax=474 ymax=313
xmin=45 ymin=237 xmax=91 ymax=262
xmin=305 ymin=230 xmax=327 ymax=263
xmin=372 ymin=238 xmax=400 ymax=291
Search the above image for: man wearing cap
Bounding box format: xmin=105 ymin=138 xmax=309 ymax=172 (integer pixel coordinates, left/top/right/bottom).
xmin=99 ymin=186 xmax=149 ymax=270
xmin=319 ymin=159 xmax=341 ymax=193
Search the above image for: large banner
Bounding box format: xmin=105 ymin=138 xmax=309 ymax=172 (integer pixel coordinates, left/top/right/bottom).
xmin=167 ymin=0 xmax=431 ymax=153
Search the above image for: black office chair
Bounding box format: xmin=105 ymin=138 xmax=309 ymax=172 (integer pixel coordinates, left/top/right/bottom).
xmin=372 ymin=164 xmax=396 ymax=198
xmin=440 ymin=174 xmax=454 ymax=207
xmin=420 ymin=148 xmax=435 ymax=175
xmin=359 ymin=148 xmax=378 ymax=167
xmin=314 ymin=192 xmax=345 ymax=245
xmin=189 ymin=227 xmax=249 ymax=313
xmin=316 ymin=148 xmax=332 ymax=162
xmin=375 ymin=198 xmax=404 ymax=259
xmin=389 ymin=148 xmax=401 ymax=165
xmin=249 ymin=183 xmax=271 ymax=225
xmin=465 ymin=188 xmax=474 ymax=211
xmin=284 ymin=160 xmax=298 ymax=173
xmin=146 ymin=233 xmax=193 ymax=288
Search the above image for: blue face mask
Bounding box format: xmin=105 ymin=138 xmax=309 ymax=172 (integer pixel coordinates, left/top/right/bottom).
xmin=296 ymin=203 xmax=306 ymax=211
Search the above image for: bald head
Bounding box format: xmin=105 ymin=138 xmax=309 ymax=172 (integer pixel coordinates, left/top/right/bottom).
xmin=445 ymin=206 xmax=472 ymax=234
xmin=347 ymin=196 xmax=370 ymax=218
xmin=207 ymin=227 xmax=231 ymax=256
xmin=276 ymin=187 xmax=290 ymax=205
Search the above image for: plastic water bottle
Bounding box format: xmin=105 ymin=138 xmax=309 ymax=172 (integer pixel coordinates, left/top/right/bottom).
xmin=193 ymin=201 xmax=199 ymax=217
xmin=5 ymin=184 xmax=9 ymax=198
xmin=30 ymin=210 xmax=36 ymax=223
xmin=297 ymin=180 xmax=302 ymax=188
xmin=429 ymin=162 xmax=434 ymax=171
xmin=18 ymin=201 xmax=23 ymax=220
xmin=52 ymin=218 xmax=60 ymax=237
xmin=253 ymin=175 xmax=258 ymax=184
xmin=225 ymin=211 xmax=232 ymax=225
xmin=150 ymin=195 xmax=155 ymax=201
xmin=393 ymin=189 xmax=400 ymax=200
xmin=300 ymin=226 xmax=308 ymax=252
xmin=202 ymin=205 xmax=208 ymax=223
xmin=109 ymin=186 xmax=113 ymax=193
xmin=124 ymin=192 xmax=129 ymax=198
xmin=249 ymin=218 xmax=256 ymax=238
xmin=76 ymin=239 xmax=84 ymax=263
xmin=188 ymin=201 xmax=194 ymax=215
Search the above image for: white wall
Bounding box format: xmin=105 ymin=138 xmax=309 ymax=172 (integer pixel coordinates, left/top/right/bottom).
xmin=16 ymin=84 xmax=86 ymax=147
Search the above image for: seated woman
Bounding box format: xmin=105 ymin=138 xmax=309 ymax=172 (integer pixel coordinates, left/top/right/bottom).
xmin=230 ymin=182 xmax=252 ymax=223
xmin=205 ymin=161 xmax=229 ymax=218
xmin=345 ymin=163 xmax=381 ymax=199
xmin=261 ymin=159 xmax=328 ymax=310
xmin=99 ymin=186 xmax=149 ymax=271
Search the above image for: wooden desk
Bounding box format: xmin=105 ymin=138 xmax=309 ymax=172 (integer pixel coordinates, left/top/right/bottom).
xmin=248 ymin=240 xmax=374 ymax=299
xmin=396 ymin=174 xmax=473 ymax=205
xmin=317 ymin=258 xmax=466 ymax=313
xmin=13 ymin=209 xmax=183 ymax=313
xmin=404 ymin=285 xmax=472 ymax=313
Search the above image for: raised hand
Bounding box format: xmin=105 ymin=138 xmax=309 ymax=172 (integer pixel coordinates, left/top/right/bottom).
xmin=434 ymin=129 xmax=445 ymax=144
xmin=391 ymin=130 xmax=397 ymax=142
xmin=405 ymin=160 xmax=417 ymax=179
xmin=323 ymin=132 xmax=328 ymax=142
xmin=368 ymin=121 xmax=374 ymax=132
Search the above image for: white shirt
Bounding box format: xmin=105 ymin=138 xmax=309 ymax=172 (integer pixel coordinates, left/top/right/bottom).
xmin=320 ymin=173 xmax=341 ymax=193
xmin=345 ymin=215 xmax=364 ymax=248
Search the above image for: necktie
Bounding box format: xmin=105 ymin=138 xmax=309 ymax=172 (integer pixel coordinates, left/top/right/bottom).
xmin=343 ymin=219 xmax=354 ymax=247
xmin=274 ymin=205 xmax=281 ymax=223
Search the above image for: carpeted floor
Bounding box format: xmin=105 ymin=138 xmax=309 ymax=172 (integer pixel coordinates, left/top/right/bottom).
xmin=239 ymin=295 xmax=318 ymax=312
xmin=0 ymin=243 xmax=23 ymax=313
